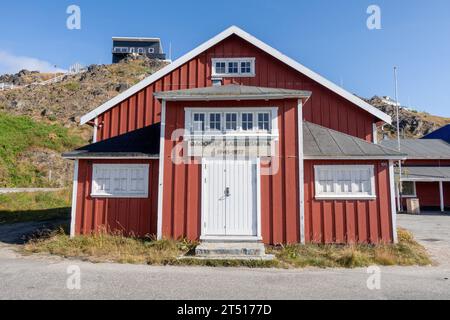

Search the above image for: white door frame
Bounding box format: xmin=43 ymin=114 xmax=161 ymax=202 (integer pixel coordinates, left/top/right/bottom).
xmin=201 ymin=158 xmax=262 ymax=241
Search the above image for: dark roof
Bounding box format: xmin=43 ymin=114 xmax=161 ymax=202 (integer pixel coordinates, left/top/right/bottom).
xmin=63 ymin=123 xmax=161 ymax=159
xmin=154 ymin=84 xmax=311 ymax=101
xmin=64 ymin=120 xmax=405 ymax=160
xmin=303 ymin=122 xmax=406 ymax=159
xmin=380 ymin=139 xmax=450 ymax=159
xmin=398 ymin=166 xmax=450 ymax=181
xmin=422 ymin=124 xmax=450 ymax=143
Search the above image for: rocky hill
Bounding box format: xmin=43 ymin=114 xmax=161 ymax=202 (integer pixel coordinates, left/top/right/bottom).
xmin=0 ymin=57 xmax=449 ymax=188
xmin=0 ymin=57 xmax=168 ymax=188
xmin=0 ymin=56 xmax=168 ymax=127
xmin=366 ymin=96 xmax=450 ymax=139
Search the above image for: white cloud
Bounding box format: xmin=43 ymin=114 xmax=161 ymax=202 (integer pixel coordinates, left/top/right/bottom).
xmin=0 ymin=51 xmax=67 ymax=75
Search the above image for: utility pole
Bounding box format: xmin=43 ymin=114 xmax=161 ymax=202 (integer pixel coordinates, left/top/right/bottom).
xmin=394 ymin=67 xmax=403 ymax=212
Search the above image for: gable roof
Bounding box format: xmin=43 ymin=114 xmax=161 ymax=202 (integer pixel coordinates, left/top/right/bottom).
xmin=380 ymin=139 xmax=450 ymax=159
xmin=303 ymin=121 xmax=405 ymax=159
xmin=154 ymin=84 xmax=311 ymax=101
xmin=80 ymin=26 xmax=391 ymax=125
xmin=422 ymin=124 xmax=450 ymax=143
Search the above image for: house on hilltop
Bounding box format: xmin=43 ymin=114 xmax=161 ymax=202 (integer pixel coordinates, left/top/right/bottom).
xmin=112 ymin=37 xmax=166 ymax=63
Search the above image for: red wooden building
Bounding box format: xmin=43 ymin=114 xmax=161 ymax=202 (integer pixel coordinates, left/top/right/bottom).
xmin=64 ymin=26 xmax=405 ymax=245
xmin=381 ymin=139 xmax=450 ymax=213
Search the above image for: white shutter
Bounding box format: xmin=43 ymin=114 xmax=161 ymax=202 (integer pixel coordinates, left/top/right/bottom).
xmin=92 ymin=164 xmax=149 ymax=198
xmin=314 ymin=165 xmax=376 ymax=200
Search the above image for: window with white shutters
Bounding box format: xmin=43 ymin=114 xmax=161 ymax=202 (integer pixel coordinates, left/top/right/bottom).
xmin=314 ymin=165 xmax=376 ymax=199
xmin=91 ymin=164 xmax=149 ymax=198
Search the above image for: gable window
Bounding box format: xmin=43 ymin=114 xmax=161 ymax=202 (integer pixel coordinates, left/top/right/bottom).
xmin=314 ymin=165 xmax=376 ymax=199
xmin=242 ymin=113 xmax=254 ymax=131
xmin=241 ymin=61 xmax=252 ymax=74
xmin=92 ymin=164 xmax=149 ymax=198
xmin=212 ymin=58 xmax=255 ymax=77
xmin=215 ymin=62 xmax=226 ymax=74
xmin=228 ymin=62 xmax=239 ymax=74
xmin=401 ymin=181 xmax=417 ymax=197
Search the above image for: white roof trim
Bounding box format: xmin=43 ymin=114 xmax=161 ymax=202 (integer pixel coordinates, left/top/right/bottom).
xmin=82 ymin=26 xmax=391 ymax=125
xmin=304 ymin=155 xmax=406 ymax=160
xmin=112 ymin=37 xmax=161 ymax=42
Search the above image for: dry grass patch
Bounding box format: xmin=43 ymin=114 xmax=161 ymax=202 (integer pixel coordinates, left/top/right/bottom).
xmin=272 ymin=229 xmax=431 ymax=268
xmin=23 ymin=228 xmax=431 ymax=268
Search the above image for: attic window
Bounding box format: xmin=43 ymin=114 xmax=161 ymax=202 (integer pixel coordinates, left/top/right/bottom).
xmin=212 ymin=58 xmax=255 ymax=77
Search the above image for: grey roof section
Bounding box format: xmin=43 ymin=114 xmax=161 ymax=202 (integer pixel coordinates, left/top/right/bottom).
xmin=303 ymin=122 xmax=406 ymax=159
xmin=63 ymin=123 xmax=161 ymax=159
xmin=398 ymin=166 xmax=450 ymax=181
xmin=154 ymin=84 xmax=311 ymax=101
xmin=380 ymin=139 xmax=450 ymax=159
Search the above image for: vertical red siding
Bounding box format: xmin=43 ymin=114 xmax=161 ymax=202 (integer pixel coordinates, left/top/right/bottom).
xmin=95 ymin=35 xmax=375 ymax=142
xmin=161 ymin=99 xmax=301 ymax=244
xmin=75 ymin=159 xmax=159 ymax=237
xmin=304 ymin=160 xmax=394 ymax=244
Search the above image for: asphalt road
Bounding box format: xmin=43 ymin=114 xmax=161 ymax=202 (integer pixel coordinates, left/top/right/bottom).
xmin=0 ymin=213 xmax=449 ymax=300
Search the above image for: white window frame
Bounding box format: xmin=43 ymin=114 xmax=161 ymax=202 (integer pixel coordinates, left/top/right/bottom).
xmin=138 ymin=48 xmax=144 ymax=54
xmin=148 ymin=47 xmax=155 ymax=54
xmin=91 ymin=164 xmax=149 ymax=198
xmin=212 ymin=58 xmax=256 ymax=77
xmin=401 ymin=181 xmax=417 ymax=198
xmin=314 ymin=165 xmax=376 ymax=200
xmin=184 ymin=107 xmax=279 ymax=137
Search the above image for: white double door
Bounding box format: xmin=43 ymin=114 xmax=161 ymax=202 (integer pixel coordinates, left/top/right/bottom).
xmin=202 ymin=159 xmax=260 ymax=238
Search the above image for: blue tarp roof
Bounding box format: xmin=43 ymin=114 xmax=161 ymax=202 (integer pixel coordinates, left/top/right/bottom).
xmin=422 ymin=124 xmax=450 ymax=144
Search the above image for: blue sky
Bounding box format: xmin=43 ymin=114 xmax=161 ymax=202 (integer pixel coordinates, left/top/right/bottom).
xmin=0 ymin=0 xmax=449 ymax=116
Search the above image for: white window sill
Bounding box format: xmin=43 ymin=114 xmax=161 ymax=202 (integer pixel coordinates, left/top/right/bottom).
xmin=212 ymin=73 xmax=256 ymax=78
xmin=91 ymin=193 xmax=148 ymax=199
xmin=315 ymin=195 xmax=377 ymax=201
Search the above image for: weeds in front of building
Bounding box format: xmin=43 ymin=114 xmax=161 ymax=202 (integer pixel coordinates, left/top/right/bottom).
xmin=23 ymin=227 xmax=431 ymax=268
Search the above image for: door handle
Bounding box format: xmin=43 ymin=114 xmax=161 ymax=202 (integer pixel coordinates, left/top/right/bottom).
xmin=225 ymin=187 xmax=231 ymax=197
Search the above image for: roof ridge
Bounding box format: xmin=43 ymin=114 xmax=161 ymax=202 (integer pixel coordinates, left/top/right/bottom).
xmin=80 ymin=26 xmax=391 ymax=125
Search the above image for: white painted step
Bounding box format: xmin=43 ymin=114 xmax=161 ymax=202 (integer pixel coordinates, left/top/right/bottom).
xmin=195 ymin=242 xmax=268 ymax=257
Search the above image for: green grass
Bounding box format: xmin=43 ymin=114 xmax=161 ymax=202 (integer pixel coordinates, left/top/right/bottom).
xmin=63 ymin=82 xmax=81 ymax=91
xmin=23 ymin=228 xmax=431 ymax=268
xmin=0 ymin=112 xmax=84 ymax=187
xmin=0 ymin=189 xmax=71 ymax=224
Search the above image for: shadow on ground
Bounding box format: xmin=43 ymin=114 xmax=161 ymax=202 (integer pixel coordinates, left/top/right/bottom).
xmin=0 ymin=208 xmax=70 ymax=225
xmin=0 ymin=208 xmax=70 ymax=245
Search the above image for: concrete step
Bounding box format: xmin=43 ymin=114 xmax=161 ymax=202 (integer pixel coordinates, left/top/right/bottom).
xmin=195 ymin=242 xmax=269 ymax=258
